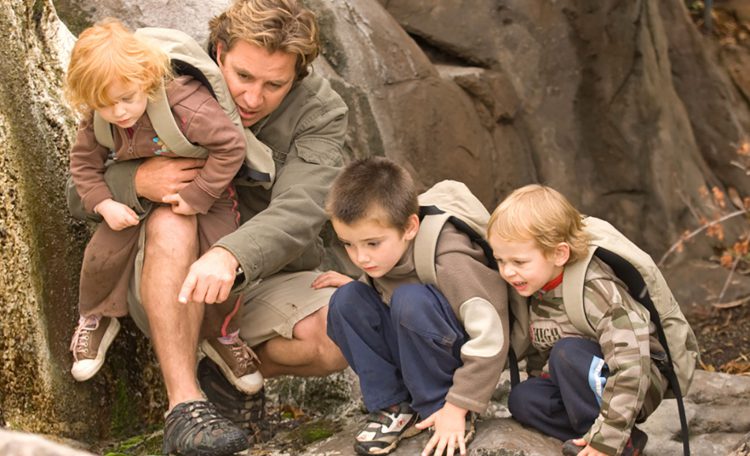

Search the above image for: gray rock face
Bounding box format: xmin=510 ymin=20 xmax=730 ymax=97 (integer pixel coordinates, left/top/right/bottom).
xmin=53 ymin=0 xmax=231 ymax=44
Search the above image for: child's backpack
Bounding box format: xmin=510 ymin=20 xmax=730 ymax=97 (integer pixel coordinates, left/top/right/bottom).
xmin=92 ymin=27 xmax=275 ymax=188
xmin=562 ymin=216 xmax=699 ymax=456
xmin=412 ymin=180 xmax=496 ymax=286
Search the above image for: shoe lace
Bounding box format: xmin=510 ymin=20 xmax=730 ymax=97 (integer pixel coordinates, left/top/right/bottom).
xmin=69 ymin=316 xmax=100 ymax=361
xmin=224 ymin=332 xmax=261 ymax=373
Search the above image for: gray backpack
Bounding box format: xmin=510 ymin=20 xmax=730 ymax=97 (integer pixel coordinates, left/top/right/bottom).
xmin=93 ymin=27 xmax=275 ymax=188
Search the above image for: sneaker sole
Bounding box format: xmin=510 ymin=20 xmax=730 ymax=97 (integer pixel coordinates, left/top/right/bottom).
xmin=354 ymin=423 xmax=423 ymax=455
xmin=162 ymin=433 xmax=248 ymax=456
xmin=200 ymin=340 xmax=264 ymax=395
xmin=71 ymin=318 xmax=121 ymax=381
xmin=162 ymin=437 xmax=248 ymax=456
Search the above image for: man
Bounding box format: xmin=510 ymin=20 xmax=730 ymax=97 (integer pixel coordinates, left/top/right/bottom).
xmin=67 ymin=1 xmax=349 ymax=454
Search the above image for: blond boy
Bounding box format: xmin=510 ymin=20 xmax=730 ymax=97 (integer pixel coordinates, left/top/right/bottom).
xmin=487 ymin=184 xmax=667 ymax=456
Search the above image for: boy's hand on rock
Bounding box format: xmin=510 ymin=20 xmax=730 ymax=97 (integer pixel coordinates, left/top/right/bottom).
xmin=417 ymin=402 xmax=468 ymax=456
xmin=311 ymin=270 xmax=353 ymax=289
xmin=564 ymin=438 xmax=607 ymax=456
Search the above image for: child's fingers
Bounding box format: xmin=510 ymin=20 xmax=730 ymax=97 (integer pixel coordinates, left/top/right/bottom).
xmin=432 ymin=435 xmax=448 ymax=456
xmin=311 ymin=271 xmax=346 ymax=289
xmin=126 ymin=211 xmax=140 ymax=226
xmin=162 ymin=193 xmax=179 ymax=205
xmin=420 ymin=432 xmax=439 ymax=456
xmin=310 ymin=273 xmax=330 ymax=288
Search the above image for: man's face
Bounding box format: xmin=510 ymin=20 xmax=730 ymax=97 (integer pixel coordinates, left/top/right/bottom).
xmin=216 ymin=39 xmax=297 ymax=127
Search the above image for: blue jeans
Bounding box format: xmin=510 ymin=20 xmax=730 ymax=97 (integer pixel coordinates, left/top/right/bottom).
xmin=327 ymin=281 xmax=466 ymax=417
xmin=507 ymin=338 xmax=606 ymax=441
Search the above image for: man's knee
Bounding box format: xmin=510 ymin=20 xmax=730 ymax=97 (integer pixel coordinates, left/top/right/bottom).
xmin=145 ymin=207 xmax=198 ymax=255
xmin=295 ymin=306 xmax=347 ymax=373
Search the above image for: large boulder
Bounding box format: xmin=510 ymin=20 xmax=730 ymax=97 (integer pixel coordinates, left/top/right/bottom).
xmin=381 ymin=0 xmax=728 ymax=255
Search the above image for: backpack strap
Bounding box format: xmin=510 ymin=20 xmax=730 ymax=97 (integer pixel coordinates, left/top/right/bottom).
xmin=146 ymin=82 xmax=207 ymax=158
xmin=561 ymin=245 xmax=598 ymax=338
xmin=134 ymin=27 xmax=275 ymax=187
xmin=414 ymin=206 xmax=451 ymax=286
xmin=93 ymin=112 xmax=115 ymax=151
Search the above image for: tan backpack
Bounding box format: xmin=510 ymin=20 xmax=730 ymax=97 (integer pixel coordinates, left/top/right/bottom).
xmin=92 ymin=27 xmax=276 ymax=188
xmin=413 ymin=180 xmax=495 ymax=286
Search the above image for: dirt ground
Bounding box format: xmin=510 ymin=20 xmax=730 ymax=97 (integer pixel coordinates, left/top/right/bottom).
xmin=688 ymin=300 xmax=750 ymax=374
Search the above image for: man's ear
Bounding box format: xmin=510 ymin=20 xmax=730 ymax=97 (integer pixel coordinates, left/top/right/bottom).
xmin=553 ymin=242 xmax=571 ymax=267
xmin=403 ymin=214 xmax=420 ymax=241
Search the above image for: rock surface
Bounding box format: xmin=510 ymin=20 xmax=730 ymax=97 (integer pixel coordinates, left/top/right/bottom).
xmin=298 ymin=370 xmax=750 ymax=456
xmin=0 ymin=429 xmax=94 ymax=456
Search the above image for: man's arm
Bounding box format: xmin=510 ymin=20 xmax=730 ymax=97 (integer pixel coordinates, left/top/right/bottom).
xmin=178 ymin=74 xmax=348 ymax=304
xmin=215 ymin=101 xmax=347 ymax=287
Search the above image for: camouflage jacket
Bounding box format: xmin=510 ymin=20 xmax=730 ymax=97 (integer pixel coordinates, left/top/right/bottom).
xmin=528 ymin=257 xmax=667 ymax=455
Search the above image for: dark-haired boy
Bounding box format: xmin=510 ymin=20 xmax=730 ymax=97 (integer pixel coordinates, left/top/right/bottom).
xmin=312 ymin=157 xmax=510 ymax=456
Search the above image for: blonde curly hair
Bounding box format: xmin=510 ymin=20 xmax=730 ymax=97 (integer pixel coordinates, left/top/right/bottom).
xmin=488 ymin=184 xmax=590 ymax=263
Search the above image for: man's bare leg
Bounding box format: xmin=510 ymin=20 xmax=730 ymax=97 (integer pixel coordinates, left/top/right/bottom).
xmin=254 ymin=306 xmax=347 ymax=377
xmin=141 ymin=207 xmax=204 ymax=410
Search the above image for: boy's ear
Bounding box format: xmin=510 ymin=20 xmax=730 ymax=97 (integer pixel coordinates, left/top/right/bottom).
xmin=553 ymin=242 xmax=570 ymax=267
xmin=403 ymin=214 xmax=420 ymax=241
xmin=215 ymin=42 xmax=225 ymax=66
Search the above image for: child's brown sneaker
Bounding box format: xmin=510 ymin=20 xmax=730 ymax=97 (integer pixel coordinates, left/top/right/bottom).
xmin=200 ymin=330 xmax=263 ymax=395
xmin=70 ymin=316 xmax=120 ymax=381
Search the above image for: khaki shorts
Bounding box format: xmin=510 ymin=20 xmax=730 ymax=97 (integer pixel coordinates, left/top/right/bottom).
xmin=127 ymin=229 xmax=334 ymax=347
